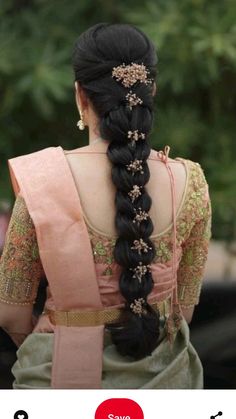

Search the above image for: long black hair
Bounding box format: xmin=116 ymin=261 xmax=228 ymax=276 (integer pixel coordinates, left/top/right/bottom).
xmin=72 ymin=23 xmax=159 ymax=360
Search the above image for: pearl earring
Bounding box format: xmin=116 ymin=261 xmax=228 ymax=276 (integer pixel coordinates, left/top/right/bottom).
xmin=77 ymin=109 xmax=85 ymax=130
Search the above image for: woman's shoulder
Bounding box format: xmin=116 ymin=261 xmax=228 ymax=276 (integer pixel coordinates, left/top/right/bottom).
xmin=173 ymin=154 xmax=210 ymax=197
xmin=178 ymin=157 xmax=209 ymax=189
xmin=161 ymin=149 xmax=210 ymax=217
xmin=150 ymin=147 xmax=209 ymax=188
xmin=8 ymin=145 xmax=64 ymax=180
xmin=164 ymin=151 xmax=208 ymax=185
xmin=150 ymin=147 xmax=204 ymax=169
xmin=178 ymin=157 xmax=210 ymax=225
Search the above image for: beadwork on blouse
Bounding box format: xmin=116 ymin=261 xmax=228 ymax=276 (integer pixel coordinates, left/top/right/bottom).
xmin=0 ymin=158 xmax=211 ymax=309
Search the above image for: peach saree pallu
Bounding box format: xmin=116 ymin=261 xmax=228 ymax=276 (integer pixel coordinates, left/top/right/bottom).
xmin=8 ymin=146 xmax=104 ymax=388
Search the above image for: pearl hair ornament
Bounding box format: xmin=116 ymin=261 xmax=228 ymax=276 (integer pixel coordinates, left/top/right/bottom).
xmin=131 ymin=238 xmax=152 ymax=255
xmin=125 ymin=91 xmax=143 ymax=110
xmin=133 ymin=207 xmax=149 ymax=224
xmin=128 ymin=185 xmax=142 ymax=202
xmin=112 ymin=62 xmax=153 ymax=88
xmin=127 ymin=130 xmax=146 ymax=147
xmin=129 ymin=262 xmax=152 ymax=283
xmin=126 ymin=159 xmax=144 ymax=175
xmin=130 ymin=297 xmax=147 ymax=316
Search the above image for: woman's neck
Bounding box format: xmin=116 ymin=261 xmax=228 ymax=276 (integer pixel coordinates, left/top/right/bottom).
xmin=87 ymin=127 xmax=109 ymax=147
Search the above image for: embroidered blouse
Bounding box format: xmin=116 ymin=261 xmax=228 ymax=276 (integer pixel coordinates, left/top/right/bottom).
xmin=0 ymin=157 xmax=211 ymax=310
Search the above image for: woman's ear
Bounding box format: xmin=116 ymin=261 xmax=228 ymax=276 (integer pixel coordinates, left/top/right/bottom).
xmin=74 ymin=81 xmax=81 ymax=111
xmin=74 ymin=81 xmax=88 ymax=111
xmin=152 ymin=82 xmax=157 ymax=96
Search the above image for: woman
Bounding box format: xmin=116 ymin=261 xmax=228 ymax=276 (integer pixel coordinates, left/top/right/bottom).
xmin=0 ymin=23 xmax=211 ymax=389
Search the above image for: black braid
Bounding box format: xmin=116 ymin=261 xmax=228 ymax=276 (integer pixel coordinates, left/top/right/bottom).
xmin=72 ymin=22 xmax=160 ymax=360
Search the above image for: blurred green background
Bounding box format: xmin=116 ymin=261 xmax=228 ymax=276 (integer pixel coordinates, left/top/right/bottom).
xmin=1 ymin=0 xmax=236 ymax=240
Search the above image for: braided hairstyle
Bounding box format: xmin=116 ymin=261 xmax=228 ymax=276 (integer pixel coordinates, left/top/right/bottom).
xmin=72 ymin=23 xmax=159 ymax=360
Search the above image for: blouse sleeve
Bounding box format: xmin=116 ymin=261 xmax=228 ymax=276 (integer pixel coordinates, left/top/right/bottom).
xmin=0 ymin=192 xmax=44 ymax=306
xmin=177 ymin=162 xmax=212 ymax=308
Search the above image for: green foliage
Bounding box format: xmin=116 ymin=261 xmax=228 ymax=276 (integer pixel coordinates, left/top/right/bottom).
xmin=0 ymin=0 xmax=235 ymax=240
xmin=123 ymin=0 xmax=236 ymax=241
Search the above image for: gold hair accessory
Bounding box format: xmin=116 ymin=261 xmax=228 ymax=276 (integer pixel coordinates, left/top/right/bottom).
xmin=126 ymin=159 xmax=144 ymax=175
xmin=127 ymin=130 xmax=146 ymax=146
xmin=131 ymin=238 xmax=152 ymax=255
xmin=112 ymin=62 xmax=152 ymax=88
xmin=130 ymin=262 xmax=151 ymax=283
xmin=125 ymin=91 xmax=143 ymax=110
xmin=130 ymin=298 xmax=147 ymax=316
xmin=77 ymin=108 xmax=85 ymax=130
xmin=132 ymin=207 xmax=149 ymax=224
xmin=128 ymin=185 xmax=142 ymax=202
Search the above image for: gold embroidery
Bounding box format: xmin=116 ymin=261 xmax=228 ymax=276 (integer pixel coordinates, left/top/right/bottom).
xmin=177 ymin=198 xmax=212 ymax=306
xmin=155 ymin=240 xmax=172 ymax=263
xmin=0 ymin=195 xmax=44 ymax=305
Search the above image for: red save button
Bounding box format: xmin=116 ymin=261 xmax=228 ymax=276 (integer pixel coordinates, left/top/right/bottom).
xmin=95 ymin=398 xmax=144 ymax=419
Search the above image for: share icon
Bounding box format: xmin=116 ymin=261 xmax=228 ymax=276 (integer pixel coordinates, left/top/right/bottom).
xmin=210 ymin=412 xmax=223 ymax=419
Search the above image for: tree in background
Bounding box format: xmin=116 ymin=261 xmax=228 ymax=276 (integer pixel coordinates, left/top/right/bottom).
xmin=0 ymin=0 xmax=236 ymax=240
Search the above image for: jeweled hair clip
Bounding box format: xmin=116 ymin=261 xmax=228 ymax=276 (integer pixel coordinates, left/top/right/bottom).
xmin=128 ymin=185 xmax=142 ymax=202
xmin=130 ymin=297 xmax=147 ymax=316
xmin=132 ymin=207 xmax=149 ymax=224
xmin=127 ymin=130 xmax=146 ymax=147
xmin=126 ymin=159 xmax=144 ymax=175
xmin=130 ymin=262 xmax=151 ymax=283
xmin=125 ymin=91 xmax=143 ymax=110
xmin=112 ymin=62 xmax=152 ymax=88
xmin=131 ymin=238 xmax=152 ymax=255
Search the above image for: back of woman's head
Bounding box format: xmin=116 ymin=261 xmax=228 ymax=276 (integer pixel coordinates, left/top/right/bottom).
xmin=72 ymin=23 xmax=159 ymax=360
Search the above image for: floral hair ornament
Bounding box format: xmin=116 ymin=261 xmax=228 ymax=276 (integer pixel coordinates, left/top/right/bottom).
xmin=130 ymin=297 xmax=147 ymax=316
xmin=112 ymin=62 xmax=153 ymax=88
xmin=126 ymin=159 xmax=144 ymax=175
xmin=128 ymin=185 xmax=142 ymax=202
xmin=127 ymin=130 xmax=146 ymax=147
xmin=125 ymin=91 xmax=143 ymax=110
xmin=131 ymin=238 xmax=152 ymax=255
xmin=132 ymin=207 xmax=149 ymax=224
xmin=130 ymin=261 xmax=151 ymax=283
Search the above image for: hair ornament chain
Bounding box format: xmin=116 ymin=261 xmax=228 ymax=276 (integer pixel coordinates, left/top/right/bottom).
xmin=132 ymin=207 xmax=149 ymax=224
xmin=125 ymin=91 xmax=143 ymax=110
xmin=131 ymin=238 xmax=152 ymax=254
xmin=130 ymin=297 xmax=147 ymax=316
xmin=129 ymin=262 xmax=151 ymax=283
xmin=126 ymin=159 xmax=144 ymax=175
xmin=128 ymin=185 xmax=142 ymax=202
xmin=112 ymin=62 xmax=152 ymax=88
